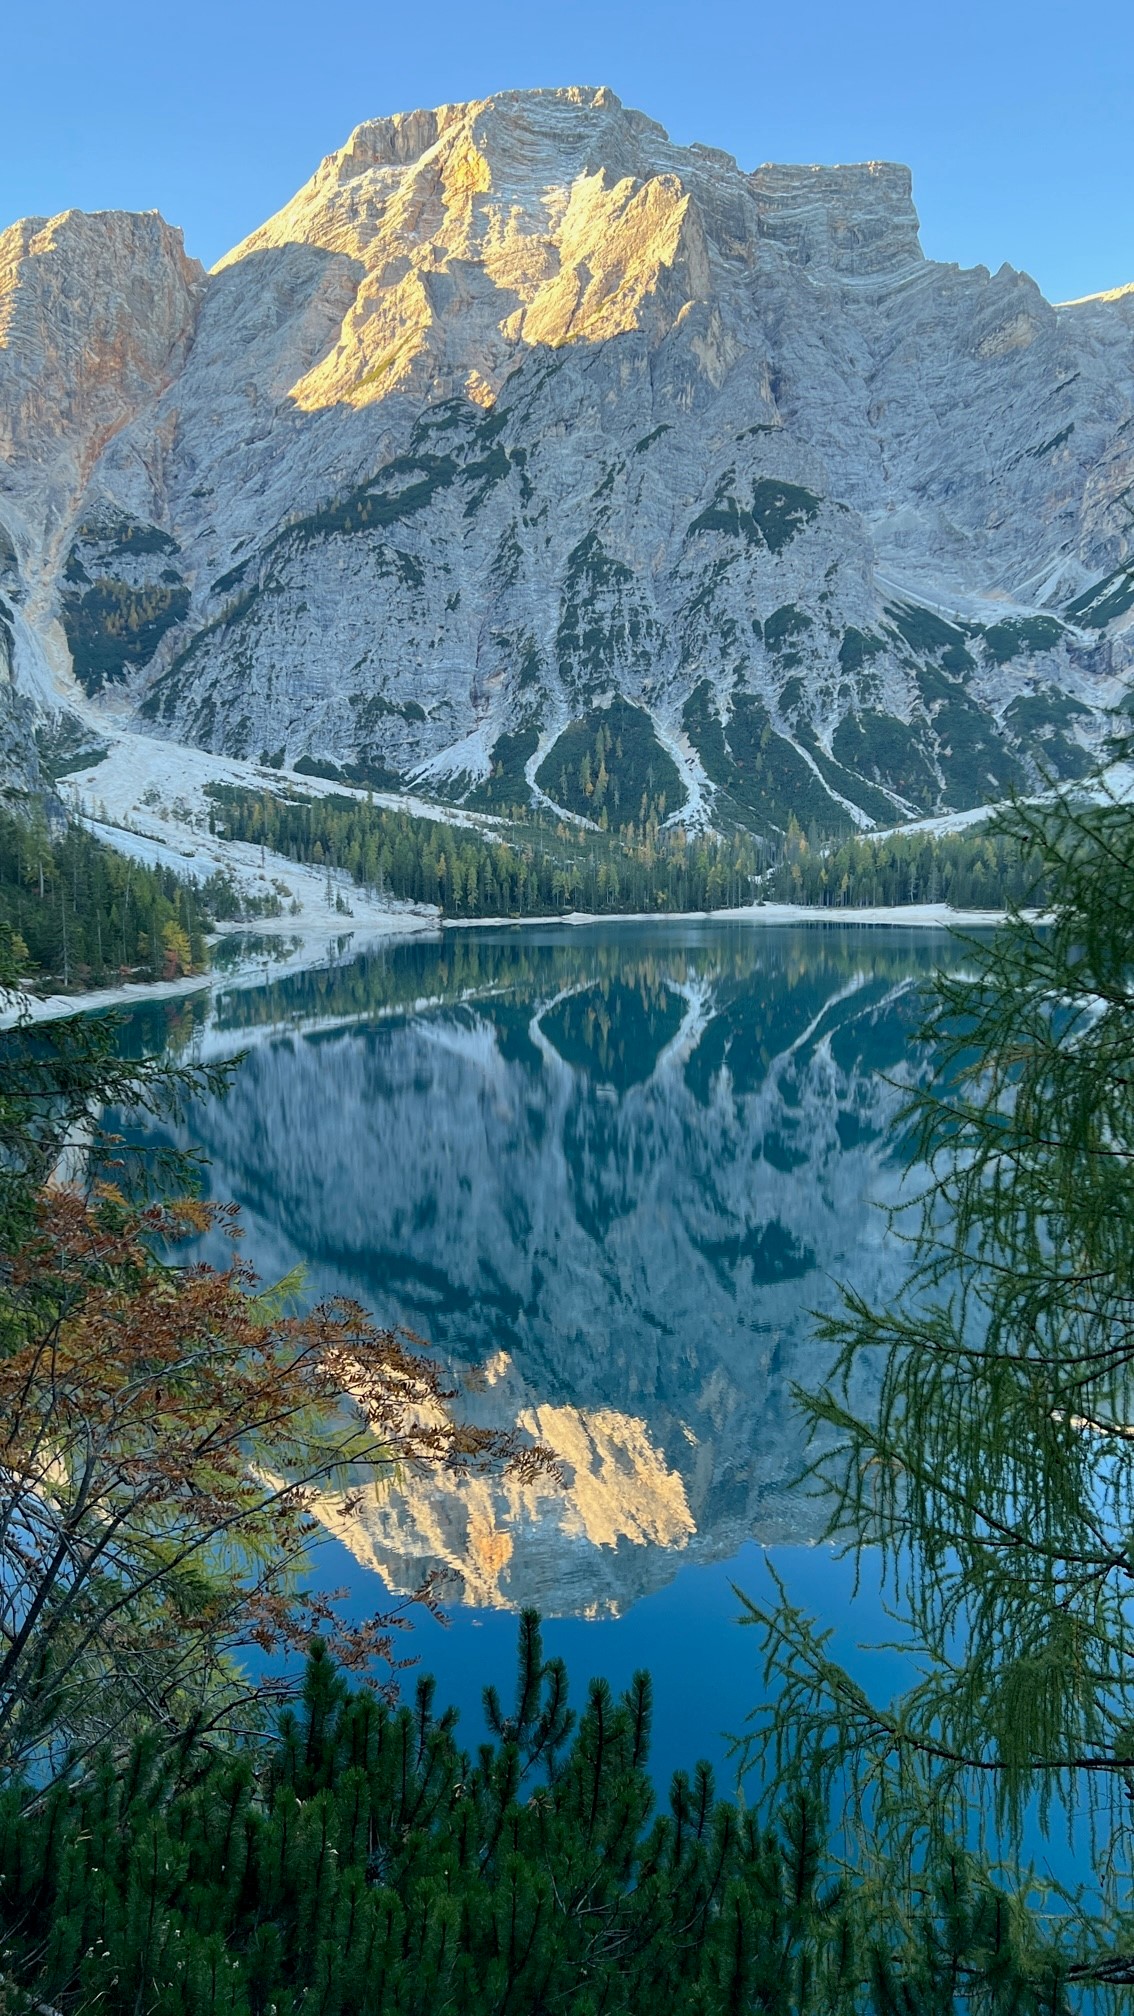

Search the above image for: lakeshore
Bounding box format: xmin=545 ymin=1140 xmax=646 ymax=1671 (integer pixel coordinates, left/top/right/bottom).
xmin=1 ymin=895 xmax=1013 ymax=1029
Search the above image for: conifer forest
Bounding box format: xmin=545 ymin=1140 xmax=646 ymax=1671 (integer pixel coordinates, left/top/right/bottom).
xmin=3 ymin=784 xmax=1134 ymax=2009
xmin=3 ymin=38 xmax=1134 ymax=2011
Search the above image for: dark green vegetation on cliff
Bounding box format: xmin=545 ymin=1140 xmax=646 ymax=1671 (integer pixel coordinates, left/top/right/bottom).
xmin=683 ymin=682 xmax=855 ymax=833
xmin=61 ymin=578 xmax=189 ymax=697
xmin=466 ymin=722 xmax=542 ymax=812
xmin=534 ymin=698 xmax=683 ymax=825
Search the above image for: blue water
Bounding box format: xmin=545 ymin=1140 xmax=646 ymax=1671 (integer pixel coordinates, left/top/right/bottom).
xmin=311 ymin=1531 xmax=910 ymax=1803
xmin=121 ymin=920 xmax=944 ymax=1789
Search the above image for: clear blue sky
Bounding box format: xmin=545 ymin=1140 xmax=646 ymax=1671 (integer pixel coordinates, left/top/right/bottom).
xmin=4 ymin=0 xmax=1131 ymax=304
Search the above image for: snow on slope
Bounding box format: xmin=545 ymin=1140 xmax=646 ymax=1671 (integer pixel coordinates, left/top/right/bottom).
xmin=0 ymin=86 xmax=1130 ymax=842
xmin=53 ymin=729 xmax=521 ymax=928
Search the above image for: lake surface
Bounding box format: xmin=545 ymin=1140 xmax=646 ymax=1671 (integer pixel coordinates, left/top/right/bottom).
xmin=121 ymin=920 xmax=948 ymax=1787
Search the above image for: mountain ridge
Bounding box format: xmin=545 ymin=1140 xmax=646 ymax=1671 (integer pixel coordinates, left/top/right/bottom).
xmin=1 ymin=85 xmax=1132 ymax=836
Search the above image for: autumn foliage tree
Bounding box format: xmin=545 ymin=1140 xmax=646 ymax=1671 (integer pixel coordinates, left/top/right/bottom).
xmin=0 ymin=930 xmax=543 ymax=1785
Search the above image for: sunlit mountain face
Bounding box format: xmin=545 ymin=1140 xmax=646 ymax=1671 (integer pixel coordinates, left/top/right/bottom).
xmin=124 ymin=923 xmax=945 ymax=1617
xmin=4 ymin=89 xmax=1129 ymax=814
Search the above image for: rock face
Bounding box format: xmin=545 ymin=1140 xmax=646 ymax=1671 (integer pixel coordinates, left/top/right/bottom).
xmin=1 ymin=87 xmax=1133 ymax=827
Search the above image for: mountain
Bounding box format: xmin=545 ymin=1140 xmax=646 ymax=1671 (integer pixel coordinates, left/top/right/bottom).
xmin=1 ymin=87 xmax=1133 ymax=833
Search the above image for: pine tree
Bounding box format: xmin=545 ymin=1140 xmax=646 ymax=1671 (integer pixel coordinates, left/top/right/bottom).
xmin=742 ymin=783 xmax=1134 ymax=2001
xmin=0 ymin=1617 xmax=870 ymax=2016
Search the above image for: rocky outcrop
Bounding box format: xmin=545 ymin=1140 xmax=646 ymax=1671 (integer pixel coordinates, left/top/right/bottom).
xmin=0 ymin=211 xmax=202 ymax=594
xmin=0 ymin=208 xmax=203 ymax=757
xmin=1 ymin=88 xmax=1132 ymax=825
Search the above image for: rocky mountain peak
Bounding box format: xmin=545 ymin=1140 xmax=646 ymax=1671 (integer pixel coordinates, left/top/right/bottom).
xmin=0 ymin=87 xmax=1131 ymax=833
xmin=749 ymin=160 xmax=923 ymax=277
xmin=216 ymin=88 xmax=924 ymax=304
xmin=209 ymin=86 xmax=724 ymax=415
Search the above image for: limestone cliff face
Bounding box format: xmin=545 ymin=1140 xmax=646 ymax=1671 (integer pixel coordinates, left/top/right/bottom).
xmin=0 ymin=211 xmax=202 ymax=586
xmin=0 ymin=209 xmax=203 ymax=730
xmin=1 ymin=88 xmax=1132 ymax=824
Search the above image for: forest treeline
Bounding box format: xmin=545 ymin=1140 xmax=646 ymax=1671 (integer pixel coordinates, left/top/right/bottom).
xmin=208 ymin=783 xmax=1037 ymax=919
xmin=762 ymin=818 xmax=1044 ymax=910
xmin=0 ymin=807 xmax=241 ymax=987
xmin=0 ymin=782 xmax=1043 ymax=1001
xmin=6 ymin=788 xmax=1134 ymax=2005
xmin=207 ymin=784 xmax=765 ymax=915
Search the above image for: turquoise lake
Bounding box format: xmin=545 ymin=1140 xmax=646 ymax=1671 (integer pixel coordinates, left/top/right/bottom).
xmin=121 ymin=920 xmax=950 ymax=1790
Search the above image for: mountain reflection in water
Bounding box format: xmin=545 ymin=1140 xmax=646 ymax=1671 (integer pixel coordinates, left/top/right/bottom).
xmin=128 ymin=924 xmax=943 ymax=1620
